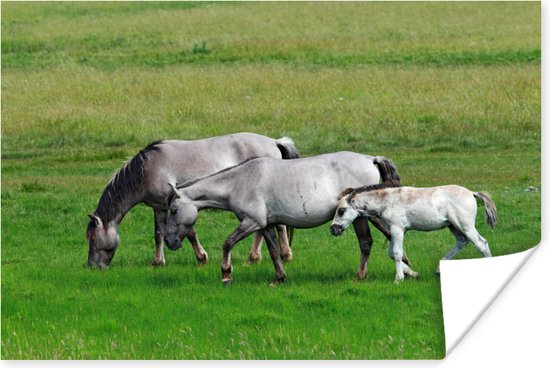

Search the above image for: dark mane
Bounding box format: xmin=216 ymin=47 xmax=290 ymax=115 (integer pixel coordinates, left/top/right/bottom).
xmin=91 ymin=140 xmax=164 ymax=224
xmin=339 ymin=179 xmax=401 ymax=203
xmin=176 ymin=157 xmax=259 ymax=190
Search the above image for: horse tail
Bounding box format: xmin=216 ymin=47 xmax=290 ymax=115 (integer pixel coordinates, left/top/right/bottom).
xmin=275 ymin=137 xmax=301 ymax=159
xmin=373 ymin=156 xmax=401 ymax=185
xmin=275 ymin=137 xmax=300 ymax=246
xmin=474 ymin=192 xmax=498 ymax=229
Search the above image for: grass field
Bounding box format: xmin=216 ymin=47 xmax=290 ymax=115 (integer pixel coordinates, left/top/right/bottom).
xmin=1 ymin=1 xmax=540 ymax=360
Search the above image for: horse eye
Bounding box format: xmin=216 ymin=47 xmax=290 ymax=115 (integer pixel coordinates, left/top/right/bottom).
xmin=338 ymin=208 xmax=346 ymax=216
xmin=170 ymin=208 xmax=177 ymax=215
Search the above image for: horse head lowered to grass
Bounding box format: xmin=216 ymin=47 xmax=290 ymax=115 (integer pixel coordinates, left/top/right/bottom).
xmin=164 ymin=152 xmax=409 ymax=285
xmin=86 ymin=133 xmax=300 ymax=268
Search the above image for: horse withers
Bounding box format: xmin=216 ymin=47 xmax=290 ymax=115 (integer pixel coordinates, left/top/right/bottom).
xmin=330 ymin=184 xmax=497 ymax=283
xmin=164 ymin=152 xmax=407 ymax=285
xmin=86 ymin=133 xmax=299 ymax=268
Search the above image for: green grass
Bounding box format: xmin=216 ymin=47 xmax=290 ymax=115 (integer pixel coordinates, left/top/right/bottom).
xmin=1 ymin=1 xmax=540 ymax=360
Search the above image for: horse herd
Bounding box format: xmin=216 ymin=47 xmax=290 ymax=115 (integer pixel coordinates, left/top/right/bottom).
xmin=86 ymin=132 xmax=497 ymax=284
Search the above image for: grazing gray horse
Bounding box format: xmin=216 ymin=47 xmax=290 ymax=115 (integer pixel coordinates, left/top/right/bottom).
xmin=86 ymin=133 xmax=299 ymax=268
xmin=330 ymin=183 xmax=497 ymax=282
xmin=164 ymin=152 xmax=407 ymax=285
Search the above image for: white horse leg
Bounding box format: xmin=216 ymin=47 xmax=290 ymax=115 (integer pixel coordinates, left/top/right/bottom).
xmin=371 ymin=217 xmax=412 ymax=267
xmin=464 ymin=228 xmax=492 ymax=258
xmin=402 ymin=262 xmax=419 ymax=279
xmin=276 ymin=225 xmax=293 ymax=262
xmin=152 ymin=210 xmax=166 ymax=266
xmin=387 ymin=231 xmax=418 ymax=279
xmin=390 ymin=227 xmax=406 ymax=283
xmin=247 ymin=232 xmax=263 ymax=264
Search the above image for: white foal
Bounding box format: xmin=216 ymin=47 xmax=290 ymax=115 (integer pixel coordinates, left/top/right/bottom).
xmin=330 ymin=184 xmax=497 ymax=283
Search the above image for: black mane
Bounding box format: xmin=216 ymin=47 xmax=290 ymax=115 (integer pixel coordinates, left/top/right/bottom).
xmin=341 ymin=179 xmax=401 ymax=203
xmin=91 ymin=140 xmax=163 ymax=224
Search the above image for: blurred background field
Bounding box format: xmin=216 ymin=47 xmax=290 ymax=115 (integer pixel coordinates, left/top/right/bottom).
xmin=1 ymin=1 xmax=540 ymax=359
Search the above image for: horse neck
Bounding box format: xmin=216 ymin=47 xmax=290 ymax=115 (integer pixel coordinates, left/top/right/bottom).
xmin=94 ymin=183 xmax=146 ymax=228
xmin=356 ymin=192 xmax=386 ymax=215
xmin=182 ymin=175 xmax=234 ymax=211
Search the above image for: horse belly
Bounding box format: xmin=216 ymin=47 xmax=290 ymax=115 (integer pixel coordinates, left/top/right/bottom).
xmin=269 ymin=197 xmax=335 ymax=228
xmin=406 ymin=207 xmax=450 ymax=231
xmin=273 ymin=210 xmax=333 ymax=229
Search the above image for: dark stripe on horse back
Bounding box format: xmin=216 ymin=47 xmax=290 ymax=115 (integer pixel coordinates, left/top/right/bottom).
xmin=176 ymin=157 xmax=260 ymax=190
xmin=343 ymin=180 xmax=401 ymax=203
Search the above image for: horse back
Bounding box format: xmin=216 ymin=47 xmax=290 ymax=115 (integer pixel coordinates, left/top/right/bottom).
xmin=142 ymin=134 xmax=283 ymax=206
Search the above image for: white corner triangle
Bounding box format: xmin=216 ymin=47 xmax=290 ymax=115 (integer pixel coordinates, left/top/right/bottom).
xmin=440 ymin=245 xmax=539 ymax=354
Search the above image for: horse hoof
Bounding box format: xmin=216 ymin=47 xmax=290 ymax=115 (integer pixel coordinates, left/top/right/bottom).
xmin=394 ymin=278 xmax=404 ymax=284
xmin=247 ymin=255 xmax=261 ymax=264
xmin=167 ymin=243 xmax=182 ymax=251
xmin=151 ymin=258 xmax=166 ymax=267
xmin=270 ymin=277 xmax=286 ymax=286
xmin=281 ymin=253 xmax=293 ymax=262
xmin=408 ymin=271 xmax=420 ymax=279
xmin=197 ymin=255 xmax=208 ymax=266
xmin=222 ymin=279 xmax=233 ymax=287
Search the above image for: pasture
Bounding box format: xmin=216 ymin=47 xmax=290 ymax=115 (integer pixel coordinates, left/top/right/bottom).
xmin=1 ymin=1 xmax=540 ymax=359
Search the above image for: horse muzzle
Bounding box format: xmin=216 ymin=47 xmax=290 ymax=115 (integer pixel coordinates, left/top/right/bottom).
xmin=87 ymin=249 xmax=114 ymax=269
xmin=330 ymin=224 xmax=344 ymax=236
xmin=165 ymin=238 xmax=182 ymax=251
xmin=87 ymin=260 xmax=108 ymax=269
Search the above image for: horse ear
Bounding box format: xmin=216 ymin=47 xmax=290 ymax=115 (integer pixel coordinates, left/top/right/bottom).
xmin=169 ymin=183 xmax=181 ymax=199
xmin=88 ymin=214 xmax=103 ymax=228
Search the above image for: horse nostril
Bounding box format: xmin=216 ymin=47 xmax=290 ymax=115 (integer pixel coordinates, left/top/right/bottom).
xmin=330 ymin=225 xmax=342 ymax=236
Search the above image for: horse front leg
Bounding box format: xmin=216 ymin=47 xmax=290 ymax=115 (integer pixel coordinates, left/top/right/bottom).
xmin=263 ymin=226 xmax=286 ymax=284
xmin=276 ymin=224 xmax=293 ymax=262
xmin=389 ymin=227 xmax=406 ymax=283
xmin=186 ymin=227 xmax=208 ymax=266
xmin=152 ymin=210 xmax=167 ymax=266
xmin=369 ymin=216 xmax=412 ymax=267
xmin=222 ymin=218 xmax=262 ymax=286
xmin=353 ymin=217 xmax=373 ymax=280
xmin=388 ymin=227 xmax=418 ymax=282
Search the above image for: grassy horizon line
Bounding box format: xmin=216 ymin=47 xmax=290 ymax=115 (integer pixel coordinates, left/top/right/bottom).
xmin=1 ymin=46 xmax=541 ymax=70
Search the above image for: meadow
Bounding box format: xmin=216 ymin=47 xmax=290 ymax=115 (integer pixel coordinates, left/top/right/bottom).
xmin=1 ymin=1 xmax=540 ymax=359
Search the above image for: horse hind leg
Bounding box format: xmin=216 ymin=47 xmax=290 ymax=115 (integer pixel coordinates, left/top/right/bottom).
xmin=436 ymin=225 xmax=469 ymax=275
xmin=263 ymin=226 xmax=287 ymax=285
xmin=463 ymin=228 xmax=492 ymax=258
xmin=152 ymin=210 xmax=166 ymax=266
xmin=186 ymin=227 xmax=208 ymax=265
xmin=276 ymin=224 xmax=293 ymax=262
xmin=247 ymin=232 xmax=263 ymax=264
